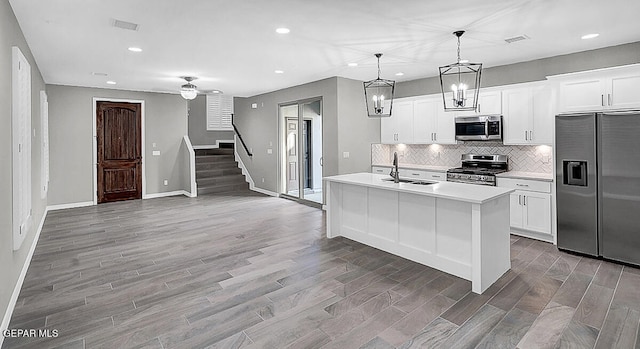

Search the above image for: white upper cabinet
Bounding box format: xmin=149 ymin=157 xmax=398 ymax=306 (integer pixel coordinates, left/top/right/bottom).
xmin=553 ymin=64 xmax=640 ymax=112
xmin=381 ymin=95 xmax=455 ymax=145
xmin=456 ymin=90 xmax=502 ymax=116
xmin=413 ymin=96 xmax=456 ymax=144
xmin=381 ymin=99 xmax=414 ymax=144
xmin=502 ymin=83 xmax=554 ymax=145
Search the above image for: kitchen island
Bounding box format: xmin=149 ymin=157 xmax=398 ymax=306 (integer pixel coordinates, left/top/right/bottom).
xmin=324 ymin=172 xmax=514 ymax=294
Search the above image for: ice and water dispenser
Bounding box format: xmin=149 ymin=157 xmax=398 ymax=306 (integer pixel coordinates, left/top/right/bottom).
xmin=563 ymin=160 xmax=588 ymax=186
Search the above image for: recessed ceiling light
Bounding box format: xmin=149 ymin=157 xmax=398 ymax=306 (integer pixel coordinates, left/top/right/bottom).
xmin=128 ymin=47 xmax=142 ymax=52
xmin=92 ymin=72 xmax=108 ymax=76
xmin=106 ymin=81 xmax=117 ymax=85
xmin=274 ymin=70 xmax=284 ymax=74
xmin=395 ymin=72 xmax=404 ymax=76
xmin=581 ymin=33 xmax=599 ymax=40
xmin=348 ymin=63 xmax=358 ymax=67
xmin=276 ymin=28 xmax=290 ymax=34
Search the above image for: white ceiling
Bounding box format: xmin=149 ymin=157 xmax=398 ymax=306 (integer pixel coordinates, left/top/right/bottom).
xmin=9 ymin=0 xmax=640 ymax=97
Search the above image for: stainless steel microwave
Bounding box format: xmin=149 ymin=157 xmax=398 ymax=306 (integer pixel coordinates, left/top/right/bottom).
xmin=455 ymin=115 xmax=503 ymax=141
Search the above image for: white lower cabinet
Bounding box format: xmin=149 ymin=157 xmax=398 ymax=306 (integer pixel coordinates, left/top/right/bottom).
xmin=498 ymin=177 xmax=552 ymax=241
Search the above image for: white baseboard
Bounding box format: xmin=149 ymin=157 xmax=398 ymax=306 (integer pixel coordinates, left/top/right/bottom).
xmin=143 ymin=190 xmax=192 ymax=199
xmin=1 ymin=208 xmax=48 ymax=347
xmin=46 ymin=201 xmax=94 ymax=211
xmin=251 ymin=186 xmax=279 ymax=197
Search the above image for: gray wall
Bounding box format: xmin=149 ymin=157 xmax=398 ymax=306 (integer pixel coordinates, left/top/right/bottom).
xmin=396 ymin=41 xmax=640 ymax=98
xmin=188 ymin=95 xmax=235 ymax=146
xmin=0 ymin=0 xmax=47 ymax=332
xmin=46 ymin=85 xmax=189 ymax=205
xmin=234 ymin=76 xmax=380 ymax=194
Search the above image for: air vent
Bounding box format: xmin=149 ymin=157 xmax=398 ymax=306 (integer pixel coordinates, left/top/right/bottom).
xmin=112 ymin=19 xmax=139 ymax=31
xmin=504 ymin=35 xmax=529 ymax=44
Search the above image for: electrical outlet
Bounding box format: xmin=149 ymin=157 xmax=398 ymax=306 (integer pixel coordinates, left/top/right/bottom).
xmin=163 ymin=180 xmax=168 ymax=186
xmin=343 ymin=152 xmax=350 ymax=158
xmin=267 ymin=148 xmax=273 ymax=154
xmin=262 ymin=178 xmax=265 ymax=183
xmin=251 ymin=103 xmax=258 ymax=109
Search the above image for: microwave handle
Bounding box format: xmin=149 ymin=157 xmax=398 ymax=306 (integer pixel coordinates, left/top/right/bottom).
xmin=485 ymin=120 xmax=489 ymax=138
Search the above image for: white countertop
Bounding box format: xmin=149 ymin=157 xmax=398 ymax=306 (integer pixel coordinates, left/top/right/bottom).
xmin=497 ymin=171 xmax=553 ymax=182
xmin=324 ymin=172 xmax=513 ymax=204
xmin=372 ymin=163 xmax=553 ymax=182
xmin=371 ymin=163 xmax=450 ymax=172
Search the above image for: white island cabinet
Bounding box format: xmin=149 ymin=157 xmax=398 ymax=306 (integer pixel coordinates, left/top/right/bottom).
xmin=324 ymin=172 xmax=514 ymax=294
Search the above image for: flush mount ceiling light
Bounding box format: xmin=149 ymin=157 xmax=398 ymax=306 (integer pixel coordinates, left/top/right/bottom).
xmin=439 ymin=30 xmax=482 ymax=111
xmin=180 ymin=76 xmax=198 ymax=100
xmin=275 ymin=27 xmax=290 ymax=34
xmin=128 ymin=47 xmax=142 ymax=52
xmin=348 ymin=62 xmax=358 ymax=67
xmin=363 ymin=53 xmax=395 ymax=117
xmin=106 ymin=80 xmax=116 ymax=85
xmin=581 ymin=33 xmax=599 ymax=40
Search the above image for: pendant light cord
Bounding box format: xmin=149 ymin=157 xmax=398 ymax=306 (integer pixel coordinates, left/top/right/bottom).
xmin=377 ymin=56 xmax=381 ymax=79
xmin=457 ymin=35 xmax=461 ymax=63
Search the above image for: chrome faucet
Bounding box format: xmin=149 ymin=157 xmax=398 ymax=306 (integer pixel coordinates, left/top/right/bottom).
xmin=390 ymin=152 xmax=400 ymax=183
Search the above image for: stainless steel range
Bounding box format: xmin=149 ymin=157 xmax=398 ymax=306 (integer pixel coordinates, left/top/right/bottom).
xmin=446 ymin=154 xmax=508 ymax=186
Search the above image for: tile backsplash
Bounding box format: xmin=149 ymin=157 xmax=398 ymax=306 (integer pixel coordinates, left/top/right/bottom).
xmin=372 ymin=142 xmax=553 ymax=174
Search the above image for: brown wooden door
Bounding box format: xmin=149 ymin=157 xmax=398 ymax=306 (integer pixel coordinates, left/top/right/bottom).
xmin=96 ymin=101 xmax=142 ymax=203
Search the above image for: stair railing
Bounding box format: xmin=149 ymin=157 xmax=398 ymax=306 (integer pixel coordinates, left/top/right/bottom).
xmin=231 ymin=113 xmax=253 ymax=157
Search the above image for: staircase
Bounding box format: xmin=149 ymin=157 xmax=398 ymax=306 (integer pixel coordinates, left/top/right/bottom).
xmin=195 ymin=146 xmax=250 ymax=195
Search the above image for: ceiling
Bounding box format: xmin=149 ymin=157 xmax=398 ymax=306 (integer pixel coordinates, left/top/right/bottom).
xmin=9 ymin=0 xmax=640 ymax=97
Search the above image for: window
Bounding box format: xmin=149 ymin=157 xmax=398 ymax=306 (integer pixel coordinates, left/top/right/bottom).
xmin=206 ymin=94 xmax=234 ymax=131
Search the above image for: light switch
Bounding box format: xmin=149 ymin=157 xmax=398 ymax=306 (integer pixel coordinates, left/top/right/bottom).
xmin=343 ymin=152 xmax=350 ymax=158
xmin=269 ymin=141 xmax=273 ymax=147
xmin=152 ymin=150 xmax=161 ymax=156
xmin=267 ymin=148 xmax=273 ymax=154
xmin=251 ymin=103 xmax=258 ymax=109
xmin=152 ymin=142 xmax=157 ymax=148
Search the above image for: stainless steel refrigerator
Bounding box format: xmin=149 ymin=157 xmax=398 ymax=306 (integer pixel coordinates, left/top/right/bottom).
xmin=556 ymin=111 xmax=640 ymax=266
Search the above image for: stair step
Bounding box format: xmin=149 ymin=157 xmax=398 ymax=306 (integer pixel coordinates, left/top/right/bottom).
xmin=197 ymin=182 xmax=250 ymax=195
xmin=195 ymin=154 xmax=235 ymax=164
xmin=196 ymin=161 xmax=239 ymax=171
xmin=196 ymin=168 xmax=243 ymax=178
xmin=195 ymin=148 xmax=234 ymax=156
xmin=197 ymin=174 xmax=247 ymax=187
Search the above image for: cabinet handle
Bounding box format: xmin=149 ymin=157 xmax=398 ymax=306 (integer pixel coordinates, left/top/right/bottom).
xmin=523 ymin=196 xmax=527 ymax=206
xmin=519 ymin=195 xmax=522 ymax=205
xmin=529 ymin=130 xmax=533 ymax=140
xmin=412 ymin=173 xmax=420 ymax=176
xmin=478 ymin=103 xmax=481 ymax=113
xmin=434 ymin=133 xmax=437 ymax=141
xmin=433 ymin=175 xmax=441 ymax=178
xmin=516 ymin=183 xmax=529 ymax=187
xmin=608 ymin=94 xmax=612 ymax=106
xmin=602 ymin=94 xmax=605 ymax=107
xmin=525 ymin=131 xmax=528 ymax=141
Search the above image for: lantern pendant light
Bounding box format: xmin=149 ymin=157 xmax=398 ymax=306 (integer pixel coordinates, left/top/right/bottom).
xmin=439 ymin=31 xmax=482 ymax=111
xmin=364 ymin=53 xmax=395 ymax=117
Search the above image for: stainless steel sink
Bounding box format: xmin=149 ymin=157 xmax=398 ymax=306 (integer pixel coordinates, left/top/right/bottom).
xmin=381 ymin=178 xmax=436 ymax=185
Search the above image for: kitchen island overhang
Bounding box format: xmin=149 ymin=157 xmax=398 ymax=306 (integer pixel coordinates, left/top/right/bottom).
xmin=324 ymin=172 xmax=514 ymax=294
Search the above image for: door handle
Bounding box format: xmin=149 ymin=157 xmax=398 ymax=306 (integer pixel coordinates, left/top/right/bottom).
xmin=320 ymin=157 xmax=323 ymax=166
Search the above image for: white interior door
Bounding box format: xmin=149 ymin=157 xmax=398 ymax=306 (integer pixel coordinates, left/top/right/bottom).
xmin=286 ymin=117 xmax=299 ymax=193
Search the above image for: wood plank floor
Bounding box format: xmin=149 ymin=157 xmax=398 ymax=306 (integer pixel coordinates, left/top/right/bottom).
xmin=4 ymin=192 xmax=640 ymax=349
